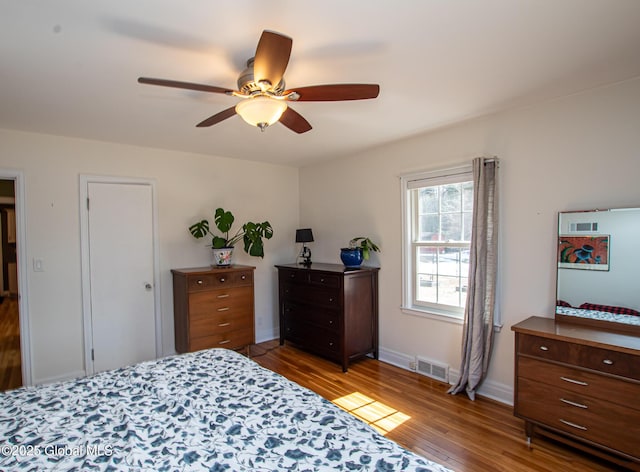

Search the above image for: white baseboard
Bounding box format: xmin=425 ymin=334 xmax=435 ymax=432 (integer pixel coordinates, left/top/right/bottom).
xmin=447 ymin=367 xmax=513 ymax=405
xmin=379 ymin=346 xmax=513 ymax=406
xmin=255 ymin=329 xmax=279 ymax=344
xmin=378 ymin=346 xmax=415 ymax=371
xmin=34 ymin=369 xmax=86 ymax=386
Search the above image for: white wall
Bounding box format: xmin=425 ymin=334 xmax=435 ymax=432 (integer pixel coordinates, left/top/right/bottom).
xmin=0 ymin=130 xmax=299 ymax=384
xmin=3 ymin=77 xmax=639 ymax=397
xmin=299 ymin=77 xmax=640 ymax=403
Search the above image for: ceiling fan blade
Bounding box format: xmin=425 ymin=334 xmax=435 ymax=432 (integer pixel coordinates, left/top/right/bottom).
xmin=279 ymin=107 xmax=312 ymax=134
xmin=287 ymin=84 xmax=380 ymax=101
xmin=253 ymin=30 xmax=292 ymax=89
xmin=196 ymin=107 xmax=237 ymax=127
xmin=138 ymin=77 xmax=233 ymax=94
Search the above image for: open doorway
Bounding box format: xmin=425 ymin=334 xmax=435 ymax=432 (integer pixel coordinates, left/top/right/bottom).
xmin=0 ymin=178 xmax=21 ymax=390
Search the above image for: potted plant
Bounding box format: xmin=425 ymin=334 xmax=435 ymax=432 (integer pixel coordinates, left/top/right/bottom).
xmin=189 ymin=207 xmax=274 ymax=266
xmin=340 ymin=237 xmax=380 ymax=268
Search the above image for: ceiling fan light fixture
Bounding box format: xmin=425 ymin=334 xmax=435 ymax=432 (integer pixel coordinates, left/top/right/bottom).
xmin=138 ymin=30 xmax=379 ymax=134
xmin=235 ymin=96 xmax=287 ymax=131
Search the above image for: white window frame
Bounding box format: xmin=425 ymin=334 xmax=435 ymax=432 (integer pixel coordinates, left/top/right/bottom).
xmin=400 ymin=165 xmax=473 ymax=323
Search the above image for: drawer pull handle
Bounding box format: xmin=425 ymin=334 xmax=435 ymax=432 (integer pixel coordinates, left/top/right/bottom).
xmin=217 ymin=307 xmax=230 ymax=312
xmin=197 ymin=279 xmax=204 ymax=285
xmin=559 ymin=419 xmax=587 ymax=431
xmin=560 ymin=398 xmax=588 ymax=409
xmin=218 ymin=340 xmax=231 ymax=345
xmin=219 ymin=277 xmax=226 ymax=283
xmin=539 ymin=346 xmax=549 ymax=351
xmin=218 ymin=322 xmax=231 ymax=327
xmin=602 ymin=359 xmax=613 ymax=365
xmin=241 ymin=275 xmax=246 ymax=280
xmin=320 ymin=278 xmax=325 ymax=282
xmin=329 ymin=297 xmax=334 ymax=302
xmin=290 ymin=274 xmax=295 ymax=278
xmin=560 ymin=376 xmax=588 ymax=386
xmin=217 ymin=294 xmax=230 ymax=299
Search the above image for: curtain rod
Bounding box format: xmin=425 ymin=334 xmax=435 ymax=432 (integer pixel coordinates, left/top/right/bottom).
xmin=480 ymin=156 xmax=499 ymax=167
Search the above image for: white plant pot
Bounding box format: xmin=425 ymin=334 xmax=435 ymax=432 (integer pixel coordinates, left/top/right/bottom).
xmin=212 ymin=247 xmax=234 ymax=266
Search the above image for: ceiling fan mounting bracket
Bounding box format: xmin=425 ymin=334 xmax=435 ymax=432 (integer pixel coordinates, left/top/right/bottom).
xmin=237 ymin=57 xmax=285 ymax=95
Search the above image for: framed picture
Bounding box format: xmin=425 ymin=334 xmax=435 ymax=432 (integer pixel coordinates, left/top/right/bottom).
xmin=558 ymin=235 xmax=609 ymax=271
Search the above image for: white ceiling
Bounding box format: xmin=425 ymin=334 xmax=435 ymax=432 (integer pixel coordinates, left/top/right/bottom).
xmin=2 ymin=1 xmax=640 ymax=167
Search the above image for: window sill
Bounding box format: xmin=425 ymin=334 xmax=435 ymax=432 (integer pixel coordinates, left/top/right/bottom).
xmin=401 ymin=306 xmax=464 ymax=325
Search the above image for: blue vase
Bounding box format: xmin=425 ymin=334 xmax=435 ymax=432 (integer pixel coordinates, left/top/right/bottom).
xmin=340 ymin=248 xmax=363 ymax=268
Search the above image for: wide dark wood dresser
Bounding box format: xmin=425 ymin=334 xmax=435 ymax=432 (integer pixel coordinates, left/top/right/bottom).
xmin=172 ymin=265 xmax=255 ymax=353
xmin=512 ymin=316 xmax=640 ymax=470
xmin=276 ymin=263 xmax=379 ymax=372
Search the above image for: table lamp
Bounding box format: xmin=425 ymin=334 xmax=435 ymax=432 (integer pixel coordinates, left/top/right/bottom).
xmin=295 ymin=228 xmax=314 ymax=266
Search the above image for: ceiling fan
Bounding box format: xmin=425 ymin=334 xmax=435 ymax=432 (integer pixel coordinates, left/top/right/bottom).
xmin=138 ymin=30 xmax=380 ymax=134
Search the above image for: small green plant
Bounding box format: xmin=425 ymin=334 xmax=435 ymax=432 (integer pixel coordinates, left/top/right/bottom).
xmin=189 ymin=207 xmax=273 ymax=258
xmin=348 ymin=237 xmax=380 ymax=260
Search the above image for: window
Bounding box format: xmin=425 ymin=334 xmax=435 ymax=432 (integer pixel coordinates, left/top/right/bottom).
xmin=401 ymin=166 xmax=473 ymax=320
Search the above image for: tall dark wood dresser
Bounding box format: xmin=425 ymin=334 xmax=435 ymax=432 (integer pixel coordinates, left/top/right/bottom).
xmin=276 ymin=263 xmax=379 ymax=372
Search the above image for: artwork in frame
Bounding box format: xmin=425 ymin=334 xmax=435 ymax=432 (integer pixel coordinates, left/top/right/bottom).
xmin=558 ymin=234 xmax=610 ymax=271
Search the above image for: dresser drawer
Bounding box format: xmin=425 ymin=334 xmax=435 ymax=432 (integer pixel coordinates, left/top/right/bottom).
xmin=187 ymin=269 xmax=253 ymax=292
xmin=518 ymin=356 xmax=640 ymax=407
xmin=518 ymin=334 xmax=575 ymax=362
xmin=282 ymin=283 xmax=340 ymax=309
xmin=189 ymin=312 xmax=252 ymax=339
xmin=518 ymin=333 xmax=639 ymax=380
xmin=578 ymin=344 xmax=640 ymax=380
xmin=284 ymin=318 xmax=340 ymax=357
xmin=309 ymin=272 xmax=341 ymax=288
xmin=283 ymin=302 xmax=339 ymax=332
xmin=188 ymin=287 xmax=253 ymax=317
xmin=279 ymin=268 xmax=308 ymax=284
xmin=189 ymin=329 xmax=253 ymax=352
xmin=517 ymin=377 xmax=640 ymax=456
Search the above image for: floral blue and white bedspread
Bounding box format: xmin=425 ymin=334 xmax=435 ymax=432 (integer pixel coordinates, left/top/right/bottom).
xmin=0 ymin=348 xmax=451 ymax=471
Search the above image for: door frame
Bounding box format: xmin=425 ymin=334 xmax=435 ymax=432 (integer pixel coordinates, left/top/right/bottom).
xmin=79 ymin=175 xmax=162 ymax=375
xmin=0 ymin=169 xmax=32 ymax=386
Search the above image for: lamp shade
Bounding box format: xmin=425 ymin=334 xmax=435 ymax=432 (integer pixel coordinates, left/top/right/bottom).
xmin=295 ymin=228 xmax=314 ymax=243
xmin=235 ymin=96 xmax=287 ymax=128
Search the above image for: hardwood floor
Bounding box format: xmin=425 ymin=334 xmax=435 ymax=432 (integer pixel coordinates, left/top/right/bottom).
xmin=0 ymin=296 xmax=22 ymax=391
xmin=250 ymin=340 xmax=625 ymax=472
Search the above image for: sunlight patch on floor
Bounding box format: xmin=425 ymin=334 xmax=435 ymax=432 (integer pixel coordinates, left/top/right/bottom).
xmin=332 ymin=391 xmax=410 ymax=435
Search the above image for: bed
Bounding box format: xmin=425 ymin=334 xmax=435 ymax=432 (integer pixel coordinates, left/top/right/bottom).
xmin=0 ymin=348 xmax=451 ymax=471
xmin=556 ymin=305 xmax=640 ymax=328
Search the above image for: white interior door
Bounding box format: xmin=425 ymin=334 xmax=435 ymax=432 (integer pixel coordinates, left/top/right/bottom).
xmin=85 ymin=181 xmax=157 ymax=373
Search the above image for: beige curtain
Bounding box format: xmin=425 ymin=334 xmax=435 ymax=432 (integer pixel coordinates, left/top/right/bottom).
xmin=448 ymin=157 xmax=499 ymax=400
